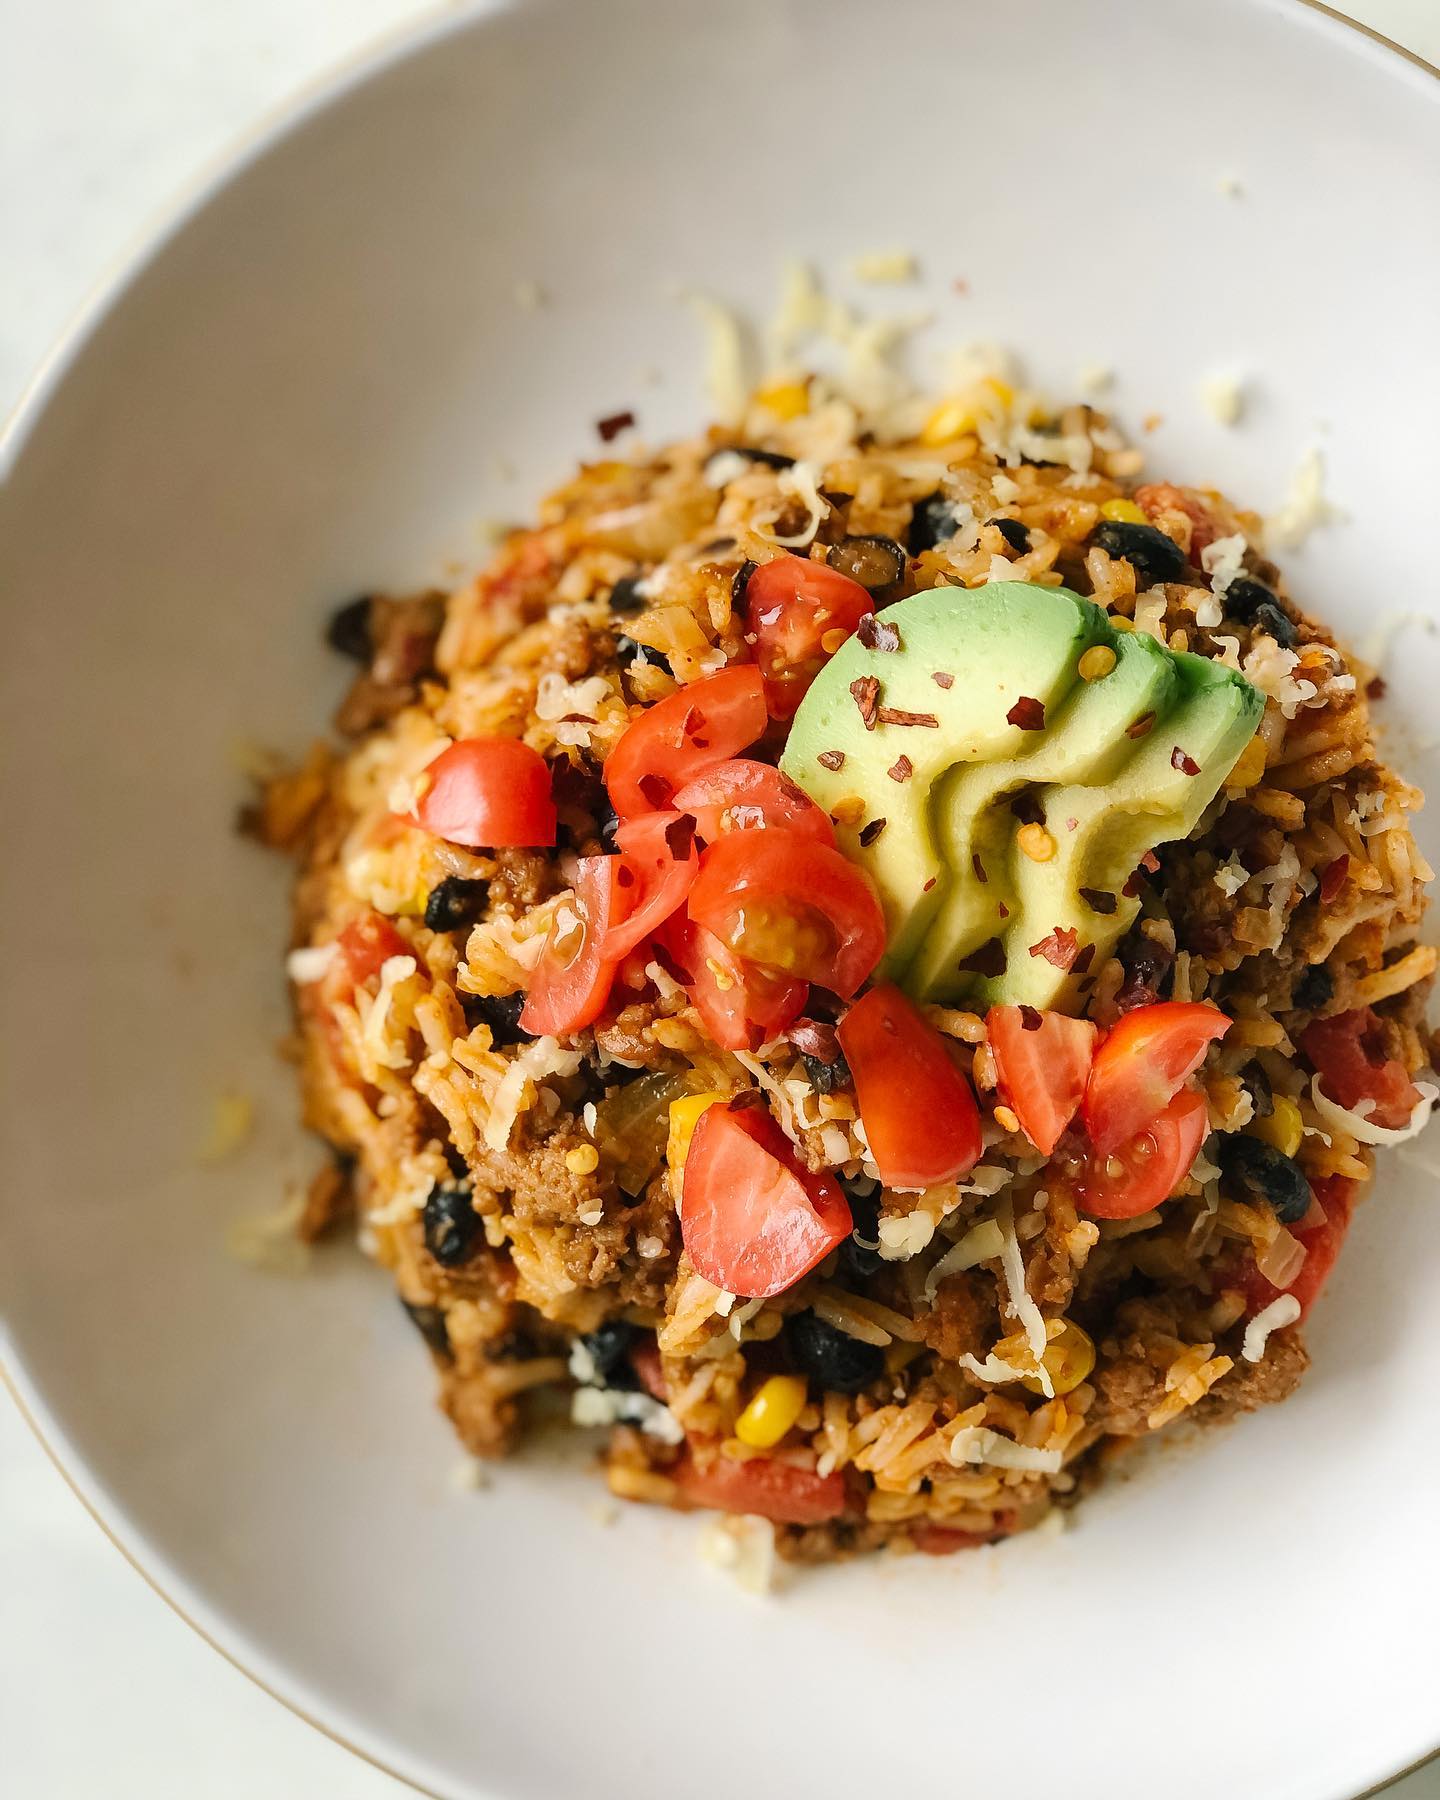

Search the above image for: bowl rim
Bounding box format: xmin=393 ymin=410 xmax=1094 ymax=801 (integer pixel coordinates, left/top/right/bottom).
xmin=1 ymin=3 xmax=1435 ymax=1796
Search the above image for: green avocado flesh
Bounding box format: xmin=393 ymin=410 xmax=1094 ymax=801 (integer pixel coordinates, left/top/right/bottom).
xmin=781 ymin=583 xmax=1264 ymax=1014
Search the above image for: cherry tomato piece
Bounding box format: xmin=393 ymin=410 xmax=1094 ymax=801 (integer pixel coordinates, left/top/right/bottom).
xmin=1134 ymin=483 xmax=1219 ymax=560
xmin=987 ymin=1005 xmax=1099 ymax=1156
xmin=838 ymin=984 xmax=983 ymax=1188
xmin=687 ymin=830 xmax=885 ymax=999
xmin=335 ymin=912 xmax=410 ymax=987
xmin=410 ymin=737 xmax=557 ymax=848
xmin=1074 ymin=1085 xmax=1209 ymax=1219
xmin=1300 ymin=1007 xmax=1422 ymax=1132
xmin=660 ymin=915 xmax=807 ymax=1054
xmin=674 ymin=1451 xmax=847 ymax=1525
xmin=1082 ymin=1001 xmax=1230 ymax=1154
xmin=604 ymin=666 xmax=767 ymax=818
xmin=744 ymin=554 xmax=874 ymax=721
xmin=671 ymin=758 xmax=836 ymax=848
xmin=519 ymin=857 xmax=626 ymax=1036
xmin=910 ymin=1524 xmax=997 ymax=1556
xmin=681 ymin=1098 xmax=852 ymax=1297
xmin=600 ymin=812 xmax=699 ymax=960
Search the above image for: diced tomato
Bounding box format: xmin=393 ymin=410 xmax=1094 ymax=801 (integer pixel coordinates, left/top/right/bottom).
xmin=335 ymin=912 xmax=409 ymax=986
xmin=910 ymin=1524 xmax=995 ymax=1556
xmin=1074 ymin=1085 xmax=1209 ymax=1219
xmin=600 ymin=812 xmax=699 ymax=960
xmin=1234 ymin=1175 xmax=1358 ymax=1321
xmin=744 ymin=554 xmax=874 ymax=721
xmin=519 ymin=857 xmax=626 ymax=1036
xmin=1082 ymin=1001 xmax=1230 ymax=1154
xmin=687 ymin=830 xmax=885 ymax=999
xmin=672 ymin=758 xmax=836 ymax=848
xmin=681 ymin=1098 xmax=852 ymax=1297
xmin=605 ymin=666 xmax=767 ymax=817
xmin=1300 ymin=1007 xmax=1422 ymax=1132
xmin=674 ymin=1451 xmax=847 ymax=1525
xmin=987 ymin=1006 xmax=1099 ymax=1156
xmin=660 ymin=914 xmax=807 ymax=1053
xmin=409 ymin=737 xmax=557 ymax=848
xmin=838 ymin=984 xmax=983 ymax=1188
xmin=629 ymin=1339 xmax=668 ymax=1400
xmin=1134 ymin=482 xmax=1219 ymax=560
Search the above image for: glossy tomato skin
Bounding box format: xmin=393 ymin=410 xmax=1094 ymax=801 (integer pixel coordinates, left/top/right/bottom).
xmin=674 ymin=1451 xmax=847 ymax=1525
xmin=672 ymin=759 xmax=835 ymax=848
xmin=335 ymin=912 xmax=410 ymax=987
xmin=660 ymin=914 xmax=806 ymax=1053
xmin=1082 ymin=1001 xmax=1230 ymax=1154
xmin=687 ymin=830 xmax=885 ymax=999
xmin=604 ymin=666 xmax=767 ymax=817
xmin=519 ymin=856 xmax=625 ymax=1036
xmin=987 ymin=1006 xmax=1098 ymax=1156
xmin=1073 ymin=1084 xmax=1209 ymax=1219
xmin=411 ymin=737 xmax=557 ymax=848
xmin=745 ymin=554 xmax=873 ymax=721
xmin=681 ymin=1099 xmax=852 ymax=1298
xmin=1300 ymin=1007 xmax=1422 ymax=1131
xmin=600 ymin=811 xmax=698 ymax=960
xmin=838 ymin=984 xmax=983 ymax=1188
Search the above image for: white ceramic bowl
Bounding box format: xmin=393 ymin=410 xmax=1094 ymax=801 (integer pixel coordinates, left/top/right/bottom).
xmin=3 ymin=3 xmax=1438 ymax=1796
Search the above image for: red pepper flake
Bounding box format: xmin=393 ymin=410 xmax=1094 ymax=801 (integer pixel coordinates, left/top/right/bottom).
xmin=1065 ymin=816 xmax=1079 ymax=832
xmin=1170 ymin=745 xmax=1201 ymax=777
xmin=1018 ymin=1005 xmax=1042 ymax=1032
xmin=1366 ymin=675 xmax=1387 ymax=701
xmin=922 ymin=876 xmax=937 ymax=892
xmin=817 ymin=748 xmax=846 ymax=771
xmin=1319 ymin=854 xmax=1350 ymax=903
xmin=1029 ymin=926 xmax=1080 ymax=971
xmin=664 ymin=816 xmax=695 ymax=860
xmin=858 ymin=614 xmax=902 ymax=653
xmin=997 ymin=901 xmax=1010 ymax=918
xmin=785 ymin=1018 xmax=841 ymax=1063
xmin=876 ymin=705 xmax=940 ymax=728
xmin=1078 ymin=887 xmax=1117 ymax=915
xmin=957 ymin=937 xmax=1007 ymax=977
xmin=932 ymin=671 xmax=955 ymax=689
xmin=1140 ymin=851 xmax=1160 ymax=873
xmin=859 ymin=817 xmax=887 ymax=847
xmin=638 ymin=772 xmax=673 ymax=809
xmin=888 ymin=755 xmax=913 ymax=783
xmin=971 ymin=852 xmax=988 ymax=885
xmin=1126 ymin=711 xmax=1156 ymax=740
xmin=850 ymin=676 xmax=881 ymax=729
xmin=1072 ymin=943 xmax=1096 ymax=975
xmin=596 ymin=409 xmax=636 ymax=442
xmin=1006 ymin=696 xmax=1046 ymax=731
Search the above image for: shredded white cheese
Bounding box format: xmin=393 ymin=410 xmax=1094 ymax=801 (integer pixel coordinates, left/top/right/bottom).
xmin=570 ymin=1386 xmax=685 ymax=1444
xmin=948 ymin=1427 xmax=1063 ymax=1475
xmin=995 ymin=1197 xmax=1053 ymax=1398
xmin=1309 ymin=1075 xmax=1438 ymax=1148
xmin=1200 ymin=373 xmax=1245 ymax=427
xmin=286 ymin=942 xmax=340 ymax=984
xmin=1266 ymin=447 xmax=1341 ymax=549
xmin=685 ymin=292 xmax=749 ymax=426
xmin=1200 ymin=532 xmax=1248 ymax=598
xmin=361 ymin=955 xmax=418 ymax=1072
xmin=703 ymin=448 xmax=752 ymax=489
xmin=851 ymin=250 xmax=917 ymax=284
xmin=757 ymin=460 xmax=828 ymax=548
xmin=924 ymin=1219 xmax=1005 ymax=1301
xmin=1242 ymin=1294 xmax=1301 ymax=1363
xmin=1213 ymin=853 xmax=1250 ymax=897
xmin=878 ymin=1211 xmax=937 ymax=1260
xmin=697 ymin=1514 xmax=778 ymax=1594
xmin=484 ymin=1036 xmax=584 ymax=1151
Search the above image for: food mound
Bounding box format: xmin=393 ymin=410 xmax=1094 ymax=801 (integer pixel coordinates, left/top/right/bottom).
xmin=263 ymin=373 xmax=1436 ymax=1565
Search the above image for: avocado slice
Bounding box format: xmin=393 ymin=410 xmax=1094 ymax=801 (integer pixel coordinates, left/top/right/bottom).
xmin=909 ymin=629 xmax=1179 ymax=1004
xmin=780 ymin=582 xmax=1111 ymax=980
xmin=974 ymin=651 xmax=1265 ymax=1012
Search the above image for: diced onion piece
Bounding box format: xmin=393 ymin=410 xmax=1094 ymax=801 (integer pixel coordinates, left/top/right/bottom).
xmin=924 ymin=1219 xmax=1006 ymax=1301
xmin=1309 ymin=1075 xmax=1439 ymax=1148
xmin=1255 ymin=1223 xmax=1306 ymax=1289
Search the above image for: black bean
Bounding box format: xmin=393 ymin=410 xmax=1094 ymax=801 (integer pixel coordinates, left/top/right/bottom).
xmin=1293 ymin=964 xmax=1334 ymax=1011
xmin=1091 ymin=520 xmax=1186 ymax=586
xmin=802 ymin=1048 xmax=853 ymax=1096
xmin=836 ymin=1180 xmax=883 ymax=1279
xmin=615 ymin=634 xmax=673 ymax=676
xmin=908 ymin=494 xmax=959 ymax=554
xmin=1215 ymin=1134 xmax=1313 ymax=1225
xmin=826 ymin=535 xmax=908 ymax=592
xmin=989 ymin=517 xmax=1031 ymax=554
xmin=444 ymin=1141 xmax=470 ymax=1181
xmin=459 ymin=991 xmax=530 ymax=1047
xmin=325 ymin=596 xmax=373 ymax=660
xmin=577 ymin=1320 xmax=638 ymax=1387
xmin=1222 ymin=576 xmax=1279 ymax=622
xmin=423 ymin=1185 xmax=482 ymax=1267
xmin=424 ymin=876 xmax=490 ymax=933
xmin=788 ymin=1312 xmax=884 ymax=1395
xmin=608 ymin=576 xmax=648 ymax=615
xmin=732 ymin=560 xmax=757 ymax=607
xmin=1251 ymin=601 xmax=1299 ymax=649
xmin=401 ymin=1299 xmax=451 ymax=1358
xmin=1246 ymin=1063 xmax=1275 ymax=1121
xmin=487 ymin=1329 xmax=538 ymax=1362
xmin=1114 ymin=931 xmax=1176 ymax=1013
xmin=594 ymin=792 xmax=621 ymax=850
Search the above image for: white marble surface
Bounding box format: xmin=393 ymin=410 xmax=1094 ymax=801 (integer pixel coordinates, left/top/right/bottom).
xmin=2 ymin=2 xmax=1437 ymax=1795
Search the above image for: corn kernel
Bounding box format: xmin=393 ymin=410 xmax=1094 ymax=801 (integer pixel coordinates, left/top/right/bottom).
xmin=1101 ymin=498 xmax=1149 ymax=525
xmin=919 ymin=378 xmax=1013 ymax=446
xmin=755 ymin=379 xmax=810 ymax=421
xmin=1019 ymin=1321 xmax=1096 ymax=1396
xmin=820 ymin=627 xmax=850 ymax=654
xmin=735 ymin=1374 xmax=808 ymax=1448
xmin=565 ymin=1144 xmax=600 ymax=1176
xmin=1078 ymin=644 xmax=1117 ymax=682
xmin=1225 ymin=733 xmax=1267 ymax=792
xmin=1109 ymin=615 xmax=1135 ymax=632
xmin=1016 ymin=822 xmax=1055 ymax=862
xmin=667 ymin=1092 xmax=725 ymax=1185
xmin=1248 ymin=1095 xmax=1303 ymax=1160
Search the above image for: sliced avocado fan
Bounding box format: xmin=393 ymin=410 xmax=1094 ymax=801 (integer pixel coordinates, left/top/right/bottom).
xmin=782 ymin=583 xmax=1263 ymax=1015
